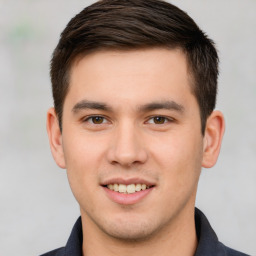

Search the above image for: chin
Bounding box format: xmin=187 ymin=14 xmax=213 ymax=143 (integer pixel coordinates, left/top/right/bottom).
xmin=99 ymin=218 xmax=161 ymax=242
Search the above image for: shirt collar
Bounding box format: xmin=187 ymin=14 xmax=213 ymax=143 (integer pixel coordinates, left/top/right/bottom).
xmin=63 ymin=216 xmax=83 ymax=256
xmin=194 ymin=207 xmax=221 ymax=256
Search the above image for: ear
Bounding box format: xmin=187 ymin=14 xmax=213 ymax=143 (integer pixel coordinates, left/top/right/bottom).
xmin=202 ymin=110 xmax=225 ymax=168
xmin=46 ymin=107 xmax=66 ymax=169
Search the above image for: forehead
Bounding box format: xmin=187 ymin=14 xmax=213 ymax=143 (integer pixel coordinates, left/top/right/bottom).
xmin=71 ymin=47 xmax=188 ymax=74
xmin=67 ymin=48 xmax=195 ymax=110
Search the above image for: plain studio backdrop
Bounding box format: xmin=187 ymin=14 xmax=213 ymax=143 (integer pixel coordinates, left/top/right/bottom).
xmin=0 ymin=0 xmax=255 ymax=255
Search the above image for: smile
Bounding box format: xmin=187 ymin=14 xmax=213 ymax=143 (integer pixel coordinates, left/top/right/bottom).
xmin=106 ymin=183 xmax=152 ymax=194
xmin=102 ymin=180 xmax=155 ymax=205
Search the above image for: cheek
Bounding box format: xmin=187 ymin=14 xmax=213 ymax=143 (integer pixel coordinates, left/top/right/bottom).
xmin=148 ymin=132 xmax=203 ymax=183
xmin=150 ymin=136 xmax=202 ymax=214
xmin=62 ymin=135 xmax=107 ymax=197
xmin=149 ymin=132 xmax=199 ymax=162
xmin=63 ymin=132 xmax=107 ymax=168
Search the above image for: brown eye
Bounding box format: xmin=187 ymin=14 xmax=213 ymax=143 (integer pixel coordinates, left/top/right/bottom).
xmin=85 ymin=116 xmax=106 ymax=124
xmin=153 ymin=116 xmax=167 ymax=124
xmin=91 ymin=116 xmax=104 ymax=124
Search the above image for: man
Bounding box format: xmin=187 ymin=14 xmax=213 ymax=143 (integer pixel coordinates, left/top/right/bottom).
xmin=42 ymin=0 xmax=249 ymax=255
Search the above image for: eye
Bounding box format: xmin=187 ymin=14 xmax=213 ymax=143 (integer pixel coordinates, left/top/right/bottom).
xmin=85 ymin=116 xmax=107 ymax=124
xmin=147 ymin=116 xmax=171 ymax=124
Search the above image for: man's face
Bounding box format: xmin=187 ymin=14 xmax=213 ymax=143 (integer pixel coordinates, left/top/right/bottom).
xmin=58 ymin=48 xmax=205 ymax=240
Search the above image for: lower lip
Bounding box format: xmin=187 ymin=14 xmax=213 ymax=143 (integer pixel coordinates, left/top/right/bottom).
xmin=102 ymin=186 xmax=154 ymax=205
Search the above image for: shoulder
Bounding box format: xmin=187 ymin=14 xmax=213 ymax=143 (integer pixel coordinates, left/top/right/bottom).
xmin=39 ymin=217 xmax=82 ymax=256
xmin=218 ymin=242 xmax=250 ymax=256
xmin=39 ymin=247 xmax=65 ymax=256
xmin=195 ymin=208 xmax=250 ymax=256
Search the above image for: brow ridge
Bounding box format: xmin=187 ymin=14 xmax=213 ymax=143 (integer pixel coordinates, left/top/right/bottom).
xmin=72 ymin=100 xmax=112 ymax=113
xmin=72 ymin=99 xmax=184 ymax=114
xmin=138 ymin=100 xmax=184 ymax=113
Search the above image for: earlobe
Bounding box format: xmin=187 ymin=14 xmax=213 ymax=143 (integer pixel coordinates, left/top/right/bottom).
xmin=202 ymin=110 xmax=225 ymax=168
xmin=46 ymin=107 xmax=66 ymax=169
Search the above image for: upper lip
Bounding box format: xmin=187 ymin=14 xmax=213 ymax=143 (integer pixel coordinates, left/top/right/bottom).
xmin=100 ymin=177 xmax=156 ymax=186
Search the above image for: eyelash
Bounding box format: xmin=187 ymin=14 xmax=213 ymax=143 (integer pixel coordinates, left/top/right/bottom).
xmin=83 ymin=115 xmax=109 ymax=124
xmin=83 ymin=115 xmax=174 ymax=125
xmin=146 ymin=116 xmax=174 ymax=125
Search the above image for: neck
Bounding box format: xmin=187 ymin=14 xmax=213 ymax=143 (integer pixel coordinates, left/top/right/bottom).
xmin=81 ymin=207 xmax=197 ymax=256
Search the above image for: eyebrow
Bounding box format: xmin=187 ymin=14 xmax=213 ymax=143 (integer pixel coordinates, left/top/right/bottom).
xmin=72 ymin=100 xmax=112 ymax=113
xmin=138 ymin=100 xmax=184 ymax=113
xmin=72 ymin=99 xmax=184 ymax=114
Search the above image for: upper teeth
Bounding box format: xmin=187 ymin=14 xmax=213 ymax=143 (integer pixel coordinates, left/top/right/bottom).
xmin=107 ymin=184 xmax=148 ymax=194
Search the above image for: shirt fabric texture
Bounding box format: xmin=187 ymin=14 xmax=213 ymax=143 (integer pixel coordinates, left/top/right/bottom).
xmin=40 ymin=208 xmax=249 ymax=256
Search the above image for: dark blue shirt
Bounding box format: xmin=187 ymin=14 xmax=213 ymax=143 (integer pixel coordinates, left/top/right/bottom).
xmin=40 ymin=208 xmax=249 ymax=256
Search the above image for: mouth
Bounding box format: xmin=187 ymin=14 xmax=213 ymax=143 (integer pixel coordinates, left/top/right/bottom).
xmin=103 ymin=183 xmax=154 ymax=194
xmin=101 ymin=179 xmax=155 ymax=205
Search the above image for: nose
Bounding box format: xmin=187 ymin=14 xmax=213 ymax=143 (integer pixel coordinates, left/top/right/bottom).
xmin=107 ymin=121 xmax=148 ymax=167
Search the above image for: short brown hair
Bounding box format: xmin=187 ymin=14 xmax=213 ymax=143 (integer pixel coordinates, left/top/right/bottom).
xmin=50 ymin=0 xmax=219 ymax=134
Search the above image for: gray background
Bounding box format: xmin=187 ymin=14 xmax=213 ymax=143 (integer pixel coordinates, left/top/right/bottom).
xmin=0 ymin=0 xmax=255 ymax=255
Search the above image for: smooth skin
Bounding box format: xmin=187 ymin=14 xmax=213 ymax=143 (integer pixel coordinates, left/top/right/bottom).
xmin=47 ymin=48 xmax=225 ymax=256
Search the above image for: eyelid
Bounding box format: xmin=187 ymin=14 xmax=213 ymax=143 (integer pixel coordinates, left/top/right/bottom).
xmin=81 ymin=115 xmax=174 ymax=125
xmin=83 ymin=115 xmax=110 ymax=124
xmin=146 ymin=115 xmax=175 ymax=124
